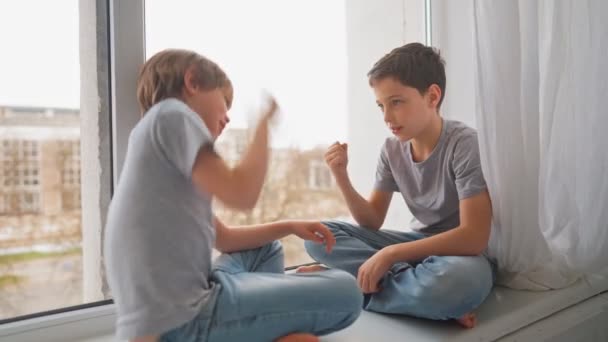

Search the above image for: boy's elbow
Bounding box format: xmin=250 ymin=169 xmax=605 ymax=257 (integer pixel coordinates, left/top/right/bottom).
xmin=237 ymin=196 xmax=258 ymax=210
xmin=464 ymin=226 xmax=490 ymax=255
xmin=355 ymin=217 xmax=383 ymax=231
xmin=470 ymin=243 xmax=488 ymax=256
xmin=224 ymin=194 xmax=257 ymax=210
xmin=366 ymin=222 xmax=383 ymax=231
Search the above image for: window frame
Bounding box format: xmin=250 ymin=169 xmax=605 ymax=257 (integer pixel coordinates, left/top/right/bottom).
xmin=0 ymin=0 xmax=140 ymax=337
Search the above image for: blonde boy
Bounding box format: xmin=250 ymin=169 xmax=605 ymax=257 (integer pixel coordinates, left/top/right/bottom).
xmin=104 ymin=49 xmax=361 ymax=342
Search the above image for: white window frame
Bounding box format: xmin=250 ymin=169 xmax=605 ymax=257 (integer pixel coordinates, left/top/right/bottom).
xmin=0 ymin=0 xmax=142 ymax=340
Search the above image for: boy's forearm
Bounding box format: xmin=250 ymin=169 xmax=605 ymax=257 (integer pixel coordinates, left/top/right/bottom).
xmin=384 ymin=225 xmax=489 ymax=263
xmin=334 ymin=172 xmax=383 ymax=230
xmin=215 ymin=219 xmax=292 ymax=253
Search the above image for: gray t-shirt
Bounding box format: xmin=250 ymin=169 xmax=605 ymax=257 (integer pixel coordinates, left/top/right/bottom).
xmin=104 ymin=98 xmax=217 ymax=339
xmin=374 ymin=119 xmax=487 ymax=235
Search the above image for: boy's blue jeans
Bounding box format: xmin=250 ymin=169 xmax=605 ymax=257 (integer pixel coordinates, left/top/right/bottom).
xmin=305 ymin=220 xmax=495 ymax=321
xmin=161 ymin=241 xmax=362 ymax=342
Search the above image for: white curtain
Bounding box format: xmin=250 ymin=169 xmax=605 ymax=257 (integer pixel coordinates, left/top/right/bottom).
xmin=473 ymin=0 xmax=608 ymax=290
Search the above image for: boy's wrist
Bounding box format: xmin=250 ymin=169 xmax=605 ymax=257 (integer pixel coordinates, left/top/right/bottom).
xmin=382 ymin=244 xmax=402 ymax=264
xmin=332 ymin=169 xmax=350 ymax=183
xmin=275 ymin=220 xmax=297 ymax=234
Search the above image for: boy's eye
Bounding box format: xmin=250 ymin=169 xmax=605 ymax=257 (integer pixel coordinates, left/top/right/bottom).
xmin=391 ymin=99 xmax=402 ymax=106
xmin=377 ymin=103 xmax=384 ymax=110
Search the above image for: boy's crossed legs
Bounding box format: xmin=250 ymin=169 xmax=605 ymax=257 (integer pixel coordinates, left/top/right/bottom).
xmin=163 ymin=241 xmax=362 ymax=342
xmin=303 ymin=221 xmax=495 ymax=329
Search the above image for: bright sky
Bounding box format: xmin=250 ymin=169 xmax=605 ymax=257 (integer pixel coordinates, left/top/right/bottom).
xmin=0 ymin=0 xmax=80 ymax=109
xmin=0 ymin=0 xmax=347 ymax=149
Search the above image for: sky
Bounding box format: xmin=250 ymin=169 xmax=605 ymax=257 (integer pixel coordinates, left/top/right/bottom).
xmin=0 ymin=0 xmax=348 ymax=149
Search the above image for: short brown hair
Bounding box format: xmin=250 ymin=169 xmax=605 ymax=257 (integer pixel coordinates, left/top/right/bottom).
xmin=368 ymin=43 xmax=446 ymax=109
xmin=137 ymin=49 xmax=233 ymax=114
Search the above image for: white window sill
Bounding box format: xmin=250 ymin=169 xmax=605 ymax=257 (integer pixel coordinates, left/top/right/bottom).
xmin=3 ymin=279 xmax=608 ymax=342
xmin=0 ymin=304 xmax=115 ymax=342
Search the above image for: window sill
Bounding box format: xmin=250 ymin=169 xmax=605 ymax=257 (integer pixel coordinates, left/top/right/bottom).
xmin=2 ymin=285 xmax=608 ymax=342
xmin=0 ymin=303 xmax=115 ymax=342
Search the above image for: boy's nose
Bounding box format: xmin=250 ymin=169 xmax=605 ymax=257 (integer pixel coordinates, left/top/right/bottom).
xmin=383 ymin=110 xmax=392 ymax=123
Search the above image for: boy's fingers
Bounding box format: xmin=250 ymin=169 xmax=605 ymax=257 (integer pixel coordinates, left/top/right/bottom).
xmin=358 ymin=268 xmax=369 ymax=292
xmin=327 ymin=149 xmax=346 ymax=160
xmin=326 ymin=145 xmax=344 ymax=155
xmin=266 ymin=97 xmax=278 ymax=114
xmin=326 ymin=151 xmax=345 ymax=163
xmin=364 ymin=276 xmax=370 ymax=293
xmin=357 ymin=271 xmax=363 ymax=290
xmin=326 ymin=154 xmax=343 ymax=166
xmin=315 ymin=224 xmax=335 ymax=253
xmin=326 ymin=142 xmax=340 ymax=152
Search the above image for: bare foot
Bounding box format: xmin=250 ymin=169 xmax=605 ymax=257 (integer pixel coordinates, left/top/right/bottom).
xmin=275 ymin=333 xmax=319 ymax=342
xmin=296 ymin=264 xmax=329 ymax=273
xmin=456 ymin=312 xmax=476 ymax=329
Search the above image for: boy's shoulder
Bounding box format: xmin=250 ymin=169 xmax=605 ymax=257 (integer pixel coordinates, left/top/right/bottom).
xmin=135 ymin=98 xmax=204 ymax=136
xmin=380 ymin=119 xmax=479 ymax=159
xmin=443 ymin=120 xmax=480 ymax=155
xmin=143 ymin=98 xmax=194 ymax=123
xmin=443 ymin=119 xmax=478 ymax=145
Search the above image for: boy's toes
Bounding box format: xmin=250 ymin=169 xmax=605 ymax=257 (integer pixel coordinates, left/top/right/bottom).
xmin=296 ymin=265 xmax=329 ymax=273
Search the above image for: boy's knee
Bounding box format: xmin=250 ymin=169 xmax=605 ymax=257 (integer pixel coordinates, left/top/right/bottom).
xmin=326 ymin=270 xmax=364 ymax=311
xmin=409 ymin=256 xmax=493 ymax=317
xmin=320 ymin=220 xmax=351 ymax=235
xmin=251 ymin=240 xmax=284 ymax=263
xmin=304 ymin=239 xmax=327 ymax=260
xmin=265 ymin=240 xmax=284 ymax=256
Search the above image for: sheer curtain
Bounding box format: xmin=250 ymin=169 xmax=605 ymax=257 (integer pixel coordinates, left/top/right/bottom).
xmin=473 ymin=0 xmax=608 ymax=290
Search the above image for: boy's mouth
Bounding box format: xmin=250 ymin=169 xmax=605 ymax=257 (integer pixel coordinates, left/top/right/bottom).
xmin=390 ymin=126 xmax=402 ymax=134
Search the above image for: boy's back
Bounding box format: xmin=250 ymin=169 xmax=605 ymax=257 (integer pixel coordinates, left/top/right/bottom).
xmin=105 ymin=98 xmax=218 ymax=339
xmin=376 ymin=119 xmax=486 ymax=235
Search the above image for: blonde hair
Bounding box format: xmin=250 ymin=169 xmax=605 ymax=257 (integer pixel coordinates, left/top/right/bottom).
xmin=136 ymin=49 xmax=233 ymax=114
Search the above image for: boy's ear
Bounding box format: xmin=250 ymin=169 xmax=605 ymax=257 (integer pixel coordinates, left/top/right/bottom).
xmin=183 ymin=68 xmax=198 ymax=96
xmin=427 ymin=84 xmax=442 ymax=109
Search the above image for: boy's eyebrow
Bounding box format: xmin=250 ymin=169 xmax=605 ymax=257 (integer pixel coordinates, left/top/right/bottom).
xmin=377 ymin=94 xmax=405 ymax=103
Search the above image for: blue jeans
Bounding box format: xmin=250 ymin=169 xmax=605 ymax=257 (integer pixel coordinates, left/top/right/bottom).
xmin=161 ymin=241 xmax=362 ymax=342
xmin=305 ymin=221 xmax=495 ymax=321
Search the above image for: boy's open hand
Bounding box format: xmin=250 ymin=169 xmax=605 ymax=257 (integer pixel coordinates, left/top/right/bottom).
xmin=357 ymin=248 xmax=394 ymax=294
xmin=290 ymin=221 xmax=336 ymax=253
xmin=325 ymin=142 xmax=348 ymax=175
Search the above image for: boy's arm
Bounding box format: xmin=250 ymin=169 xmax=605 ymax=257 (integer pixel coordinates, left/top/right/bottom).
xmin=384 ymin=189 xmax=492 ymax=261
xmin=214 ymin=217 xmax=335 ymax=254
xmin=357 ymin=190 xmax=492 ymax=293
xmin=385 ymin=132 xmax=492 ymax=260
xmin=335 ymin=174 xmax=392 ymax=230
xmin=192 ymin=100 xmax=277 ymax=210
xmin=326 ymin=142 xmax=393 ymax=230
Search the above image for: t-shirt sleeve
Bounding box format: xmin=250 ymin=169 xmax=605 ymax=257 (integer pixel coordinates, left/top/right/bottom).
xmin=373 ymin=142 xmax=399 ymax=192
xmin=152 ymin=109 xmax=213 ymax=179
xmin=452 ymin=133 xmax=487 ymax=200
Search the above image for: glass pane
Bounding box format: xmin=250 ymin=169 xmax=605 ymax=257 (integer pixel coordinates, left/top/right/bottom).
xmin=0 ymin=0 xmax=83 ymax=320
xmin=145 ymin=0 xmax=350 ymax=266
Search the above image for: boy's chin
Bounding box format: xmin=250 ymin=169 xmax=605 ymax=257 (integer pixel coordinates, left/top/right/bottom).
xmin=394 ymin=134 xmax=412 ymax=142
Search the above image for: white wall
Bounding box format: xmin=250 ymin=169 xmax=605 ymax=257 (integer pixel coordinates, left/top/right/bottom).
xmin=431 ymin=0 xmax=477 ymax=128
xmin=344 ymin=0 xmax=425 ymax=229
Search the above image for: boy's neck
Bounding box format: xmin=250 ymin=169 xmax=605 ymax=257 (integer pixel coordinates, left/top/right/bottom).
xmin=410 ymin=114 xmax=443 ymax=163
